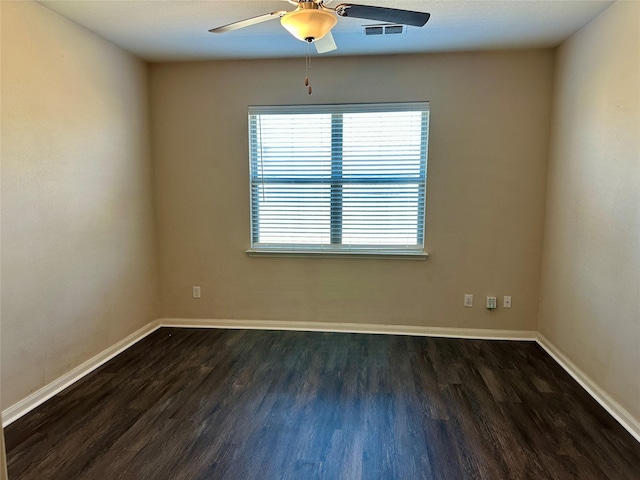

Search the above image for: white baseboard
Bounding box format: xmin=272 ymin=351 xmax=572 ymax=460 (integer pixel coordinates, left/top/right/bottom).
xmin=2 ymin=320 xmax=161 ymax=427
xmin=536 ymin=333 xmax=640 ymax=443
xmin=3 ymin=318 xmax=530 ymax=427
xmin=4 ymin=318 xmax=637 ymax=446
xmin=159 ymin=317 xmax=538 ymax=341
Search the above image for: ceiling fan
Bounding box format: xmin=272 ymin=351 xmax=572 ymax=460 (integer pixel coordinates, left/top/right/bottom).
xmin=209 ymin=0 xmax=431 ymax=54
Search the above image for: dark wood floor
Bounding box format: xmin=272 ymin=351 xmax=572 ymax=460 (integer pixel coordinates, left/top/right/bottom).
xmin=5 ymin=328 xmax=640 ymax=479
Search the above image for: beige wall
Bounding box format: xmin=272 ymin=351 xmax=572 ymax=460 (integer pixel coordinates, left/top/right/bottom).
xmin=151 ymin=50 xmax=554 ymax=329
xmin=1 ymin=1 xmax=159 ymax=408
xmin=1 ymin=7 xmax=7 ymax=475
xmin=1 ymin=4 xmax=8 ymax=476
xmin=539 ymin=1 xmax=640 ymax=422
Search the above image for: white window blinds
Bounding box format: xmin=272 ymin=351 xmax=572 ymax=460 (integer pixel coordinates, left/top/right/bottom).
xmin=248 ymin=102 xmax=429 ymax=255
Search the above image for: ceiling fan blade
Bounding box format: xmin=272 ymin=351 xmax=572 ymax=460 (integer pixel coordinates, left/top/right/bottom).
xmin=334 ymin=4 xmax=430 ymax=27
xmin=314 ymin=31 xmax=337 ymax=54
xmin=209 ymin=11 xmax=289 ymax=33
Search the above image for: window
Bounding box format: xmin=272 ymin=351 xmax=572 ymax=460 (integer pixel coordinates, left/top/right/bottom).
xmin=248 ymin=102 xmax=429 ymax=257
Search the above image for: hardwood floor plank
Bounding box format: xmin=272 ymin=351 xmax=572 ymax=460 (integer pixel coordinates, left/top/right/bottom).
xmin=5 ymin=328 xmax=640 ymax=479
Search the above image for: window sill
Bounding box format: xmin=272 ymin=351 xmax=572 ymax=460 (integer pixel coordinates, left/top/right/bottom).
xmin=245 ymin=248 xmax=429 ymax=260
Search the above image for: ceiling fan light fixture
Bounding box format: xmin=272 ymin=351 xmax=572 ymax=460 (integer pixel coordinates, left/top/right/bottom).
xmin=280 ymin=7 xmax=337 ymax=42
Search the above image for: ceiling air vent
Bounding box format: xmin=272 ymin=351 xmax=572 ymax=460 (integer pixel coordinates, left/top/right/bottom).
xmin=363 ymin=24 xmax=406 ymax=36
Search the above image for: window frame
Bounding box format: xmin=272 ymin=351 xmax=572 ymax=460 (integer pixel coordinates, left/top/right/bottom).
xmin=247 ymin=102 xmax=430 ymax=259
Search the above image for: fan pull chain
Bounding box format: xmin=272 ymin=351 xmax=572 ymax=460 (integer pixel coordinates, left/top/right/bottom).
xmin=305 ymin=41 xmax=312 ymax=95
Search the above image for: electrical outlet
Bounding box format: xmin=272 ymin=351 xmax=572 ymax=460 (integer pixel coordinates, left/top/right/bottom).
xmin=486 ymin=296 xmax=497 ymax=310
xmin=503 ymin=296 xmax=512 ymax=308
xmin=192 ymin=286 xmax=201 ymax=299
xmin=464 ymin=294 xmax=473 ymax=307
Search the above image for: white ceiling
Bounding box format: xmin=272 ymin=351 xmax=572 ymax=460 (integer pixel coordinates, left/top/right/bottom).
xmin=37 ymin=0 xmax=614 ymax=61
